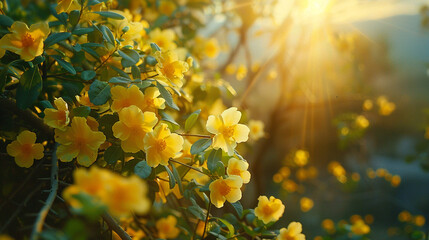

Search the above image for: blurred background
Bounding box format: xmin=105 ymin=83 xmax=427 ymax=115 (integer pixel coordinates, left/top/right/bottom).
xmin=3 ymin=0 xmax=429 ymax=239
xmin=201 ymin=0 xmax=429 ymax=239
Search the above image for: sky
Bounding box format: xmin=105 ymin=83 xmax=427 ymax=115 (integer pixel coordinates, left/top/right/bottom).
xmin=330 ymin=0 xmax=427 ymax=24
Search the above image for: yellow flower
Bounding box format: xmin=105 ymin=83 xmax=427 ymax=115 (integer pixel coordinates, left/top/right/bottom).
xmin=194 ymin=36 xmax=220 ymax=59
xmin=156 ymin=215 xmax=180 ymax=239
xmin=321 ymin=219 xmax=335 ymax=233
xmin=63 ymin=167 xmax=150 ymax=217
xmin=7 ymin=130 xmax=44 ymax=168
xmin=248 ymin=120 xmax=265 ymax=141
xmin=155 ymin=50 xmax=189 ymax=87
xmin=377 ymin=96 xmax=395 ymax=116
xmin=355 ymin=115 xmax=369 ymax=129
xmin=362 ymin=99 xmax=373 ymax=111
xmin=294 ymin=150 xmax=309 ymax=167
xmin=144 ymin=123 xmax=184 ymax=167
xmin=209 ymin=175 xmax=243 ymax=208
xmin=149 ymin=28 xmax=177 ymax=50
xmin=414 ymin=215 xmax=425 ymax=227
xmin=300 ymin=197 xmax=314 ymax=212
xmin=351 ymin=220 xmax=370 ymax=235
xmin=43 ymin=97 xmax=70 ymax=130
xmin=111 ymin=85 xmax=145 ymax=113
xmin=112 ymin=105 xmax=158 ymax=153
xmin=105 ymin=175 xmax=151 ymax=217
xmin=227 ymin=158 xmax=251 ymax=183
xmin=398 ymin=211 xmax=412 ymax=222
xmin=0 ymin=21 xmax=50 ymax=61
xmin=236 ymin=64 xmax=247 ymax=81
xmin=277 ymin=222 xmax=306 ymax=240
xmin=56 ymin=0 xmax=80 ymax=13
xmin=55 ymin=117 xmax=106 ymax=167
xmin=254 ymin=196 xmax=285 ymax=224
xmin=206 ymin=107 xmax=250 ymax=156
xmin=140 ymin=87 xmax=166 ymax=113
xmin=155 ymin=171 xmax=182 ymax=203
xmin=159 ymin=0 xmax=176 ymax=16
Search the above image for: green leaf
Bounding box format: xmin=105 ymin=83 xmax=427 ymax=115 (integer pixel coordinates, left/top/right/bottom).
xmin=72 ymin=27 xmax=94 ymax=35
xmin=118 ymin=49 xmax=139 ymax=68
xmin=134 ymin=160 xmax=152 ymax=179
xmin=0 ymin=15 xmax=14 ymax=27
xmin=88 ymin=80 xmax=111 ymax=105
xmin=99 ymin=25 xmax=115 ymax=45
xmin=93 ymin=11 xmax=125 ymax=20
xmin=212 ymin=217 xmax=235 ymax=238
xmin=190 ymin=138 xmax=212 ymax=155
xmin=230 ymin=201 xmax=243 ymax=218
xmin=156 ymin=82 xmax=179 ymax=110
xmin=207 ymin=149 xmax=222 ymax=173
xmin=39 ymin=100 xmax=54 ymax=110
xmin=131 ymin=65 xmax=140 ymax=79
xmin=110 ymin=65 xmax=130 ymax=79
xmin=150 ymin=42 xmax=161 ymax=52
xmin=104 ymin=145 xmax=124 ymax=165
xmin=109 ymin=76 xmax=131 ymax=84
xmin=146 ymin=55 xmax=158 ymax=66
xmin=69 ymin=10 xmax=80 ymax=26
xmin=50 ymin=55 xmax=76 ymax=75
xmin=185 ymin=109 xmax=201 ymax=132
xmin=164 ymin=166 xmax=176 ymax=189
xmin=159 ymin=110 xmax=179 ymax=126
xmin=72 ymin=106 xmax=91 ymax=117
xmin=135 ymin=80 xmax=153 ymax=90
xmin=16 ymin=67 xmax=42 ymax=109
xmin=169 ymin=162 xmax=183 ymax=194
xmin=81 ymin=70 xmax=96 ymax=81
xmin=45 ymin=32 xmax=72 ymax=48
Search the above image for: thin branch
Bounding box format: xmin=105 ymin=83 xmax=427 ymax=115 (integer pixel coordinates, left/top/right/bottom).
xmin=201 ymin=200 xmax=211 ymax=239
xmin=31 ymin=143 xmax=59 ymax=240
xmin=102 ymin=212 xmax=132 ymax=240
xmin=0 ymin=97 xmax=53 ymax=138
xmin=169 ymin=159 xmax=205 ymax=175
xmin=0 ymin=184 xmax=42 ymax=232
xmin=179 ymin=133 xmax=211 ymax=139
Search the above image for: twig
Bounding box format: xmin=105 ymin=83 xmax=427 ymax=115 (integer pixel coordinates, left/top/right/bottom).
xmin=169 ymin=159 xmax=205 ymax=175
xmin=102 ymin=212 xmax=132 ymax=240
xmin=201 ymin=200 xmax=211 ymax=239
xmin=179 ymin=133 xmax=211 ymax=139
xmin=0 ymin=184 xmax=42 ymax=232
xmin=31 ymin=143 xmax=59 ymax=240
xmin=0 ymin=97 xmax=53 ymax=138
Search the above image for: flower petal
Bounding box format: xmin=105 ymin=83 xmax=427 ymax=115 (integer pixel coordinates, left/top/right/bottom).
xmin=221 ymin=107 xmax=241 ymax=126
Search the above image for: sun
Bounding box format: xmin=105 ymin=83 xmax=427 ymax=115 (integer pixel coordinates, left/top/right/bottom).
xmin=273 ymin=0 xmax=332 ymax=23
xmin=304 ymin=0 xmax=331 ymax=16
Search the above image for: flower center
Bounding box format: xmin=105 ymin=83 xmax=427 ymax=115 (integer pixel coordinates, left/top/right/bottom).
xmin=162 ymin=63 xmax=175 ymax=78
xmin=229 ymin=168 xmax=241 ymax=176
xmin=21 ymin=33 xmax=34 ymax=48
xmin=20 ymin=143 xmax=33 ymax=156
xmin=145 ymin=98 xmax=155 ymax=107
xmin=221 ymin=126 xmax=235 ymax=139
xmin=262 ymin=204 xmax=274 ymax=216
xmin=155 ymin=139 xmax=167 ymax=152
xmin=218 ymin=180 xmax=231 ymax=196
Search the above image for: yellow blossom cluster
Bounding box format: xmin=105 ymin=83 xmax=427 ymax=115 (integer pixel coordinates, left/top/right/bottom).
xmin=63 ymin=167 xmax=150 ymax=217
xmin=366 ymin=168 xmax=401 ymax=187
xmin=398 ymin=211 xmax=426 ymax=227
